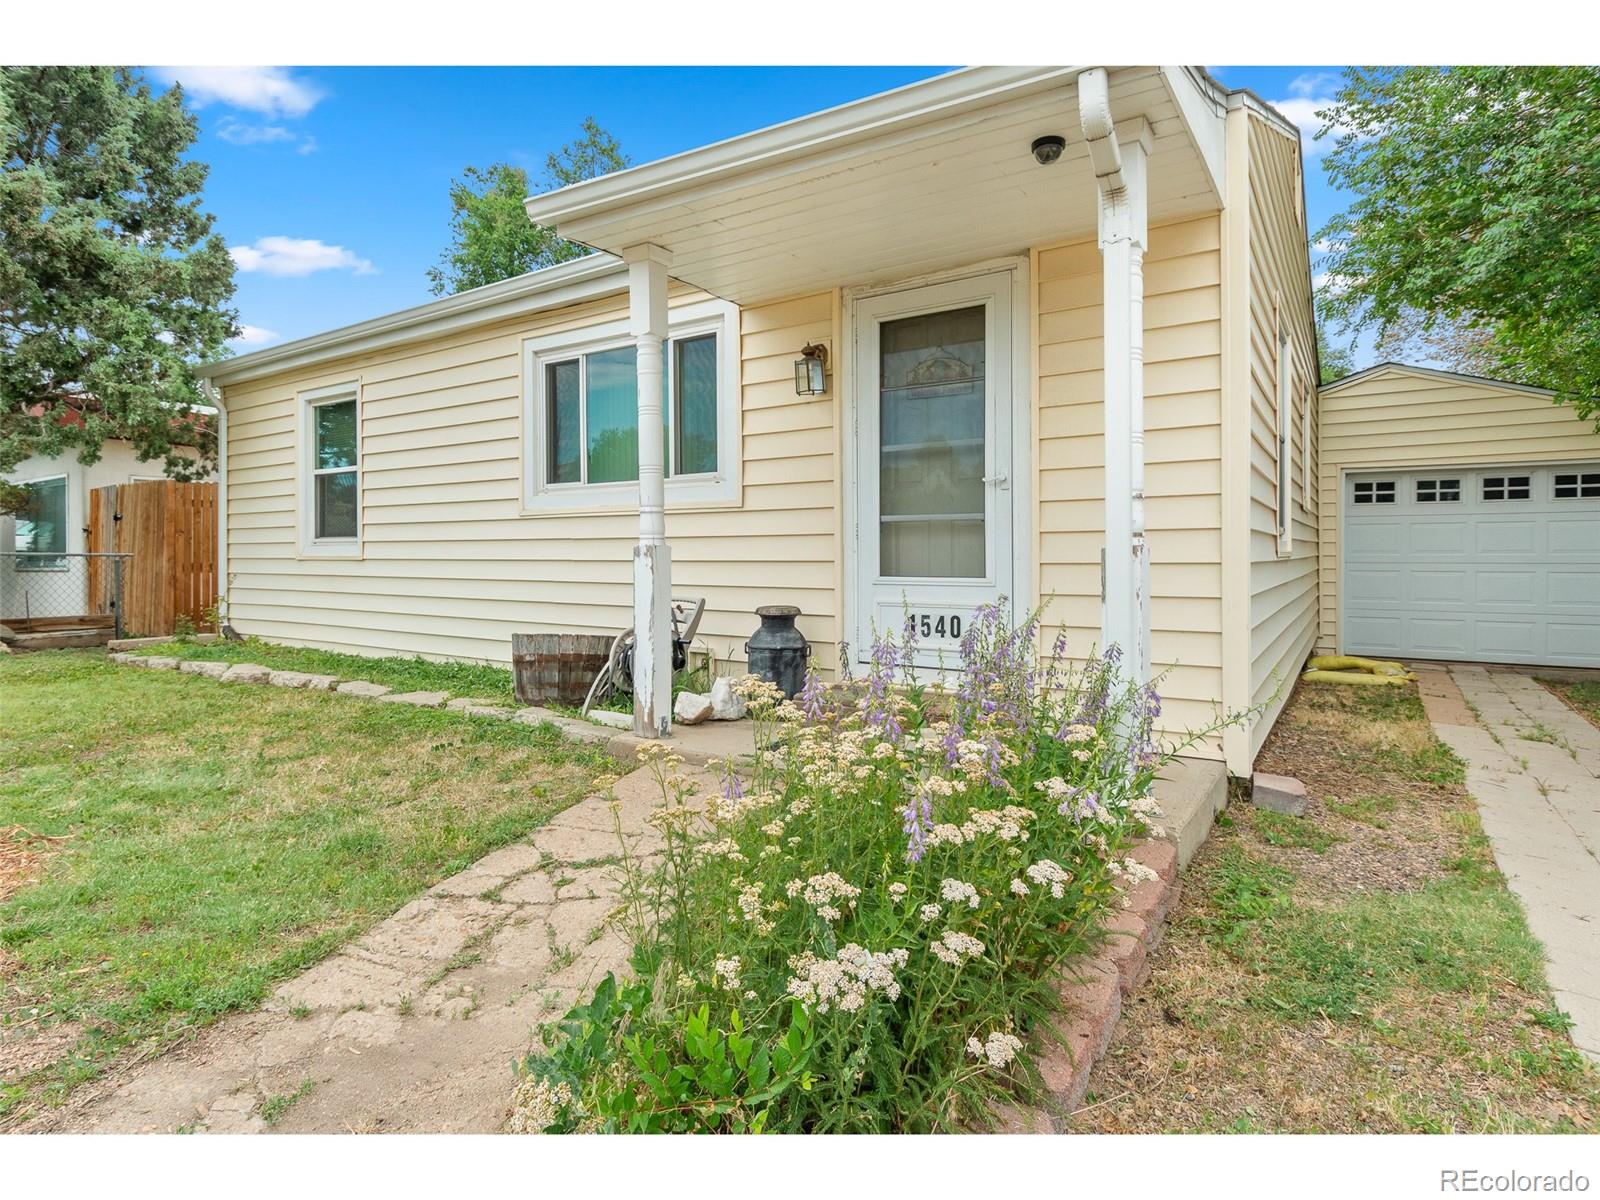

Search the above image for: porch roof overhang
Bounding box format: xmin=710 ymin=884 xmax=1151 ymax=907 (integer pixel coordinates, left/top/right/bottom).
xmin=523 ymin=66 xmax=1231 ymax=305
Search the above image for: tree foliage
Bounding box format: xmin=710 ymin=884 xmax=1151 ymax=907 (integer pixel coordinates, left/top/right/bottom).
xmin=1 ymin=67 xmax=237 ymax=480
xmin=1316 ymin=318 xmax=1355 ymax=385
xmin=427 ymin=118 xmax=628 ymax=296
xmin=1316 ymin=66 xmax=1600 ymax=423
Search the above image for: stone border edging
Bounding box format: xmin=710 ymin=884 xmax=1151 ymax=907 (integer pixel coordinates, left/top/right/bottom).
xmin=104 ymin=652 xmax=738 ymax=770
xmin=993 ymin=835 xmax=1179 ymax=1133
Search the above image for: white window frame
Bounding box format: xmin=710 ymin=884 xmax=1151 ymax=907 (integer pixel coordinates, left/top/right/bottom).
xmin=297 ymin=380 xmax=362 ymax=558
xmin=12 ymin=473 xmax=70 ymax=571
xmin=1275 ymin=327 xmax=1294 ymax=556
xmin=1552 ymin=470 xmax=1600 ymax=500
xmin=520 ymin=298 xmax=741 ymax=513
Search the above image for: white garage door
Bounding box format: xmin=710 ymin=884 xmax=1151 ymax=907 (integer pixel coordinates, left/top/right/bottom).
xmin=1343 ymin=463 xmax=1600 ymax=667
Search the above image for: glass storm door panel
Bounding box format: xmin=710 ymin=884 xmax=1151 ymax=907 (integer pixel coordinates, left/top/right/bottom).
xmin=854 ymin=271 xmax=1015 ymax=669
xmin=879 ymin=305 xmax=987 ymax=579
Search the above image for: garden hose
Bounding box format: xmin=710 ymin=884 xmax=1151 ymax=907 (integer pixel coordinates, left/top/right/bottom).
xmin=1301 ymin=654 xmax=1416 ymax=687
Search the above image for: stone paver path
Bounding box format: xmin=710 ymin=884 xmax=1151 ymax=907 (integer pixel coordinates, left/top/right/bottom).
xmin=23 ymin=766 xmax=700 ymax=1133
xmin=1415 ymin=664 xmax=1600 ymax=1061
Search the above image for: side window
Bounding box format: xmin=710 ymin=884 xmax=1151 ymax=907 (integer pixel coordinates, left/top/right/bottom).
xmin=1482 ymin=475 xmax=1531 ymax=502
xmin=1415 ymin=478 xmax=1461 ymax=503
xmin=1553 ymin=471 xmax=1600 ymax=500
xmin=1352 ymin=479 xmax=1396 ymax=505
xmin=14 ymin=475 xmax=69 ymax=569
xmin=299 ymin=382 xmax=361 ymax=554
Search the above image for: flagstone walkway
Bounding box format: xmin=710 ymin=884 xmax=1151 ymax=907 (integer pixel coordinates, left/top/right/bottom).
xmin=22 ymin=766 xmax=698 ymax=1133
xmin=1415 ymin=663 xmax=1600 ymax=1062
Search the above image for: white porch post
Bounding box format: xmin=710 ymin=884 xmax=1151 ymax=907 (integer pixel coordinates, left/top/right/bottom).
xmin=624 ymin=243 xmax=673 ymax=737
xmin=1078 ymin=69 xmax=1152 ymax=688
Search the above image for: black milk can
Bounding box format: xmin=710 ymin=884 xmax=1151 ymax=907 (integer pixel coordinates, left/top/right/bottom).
xmin=745 ymin=605 xmax=810 ymax=699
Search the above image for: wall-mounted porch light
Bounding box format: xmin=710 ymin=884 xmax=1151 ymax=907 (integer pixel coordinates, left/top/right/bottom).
xmin=795 ymin=342 xmax=828 ymax=395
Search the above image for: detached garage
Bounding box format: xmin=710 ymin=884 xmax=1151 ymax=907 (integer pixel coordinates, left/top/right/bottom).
xmin=1318 ymin=363 xmax=1600 ymax=669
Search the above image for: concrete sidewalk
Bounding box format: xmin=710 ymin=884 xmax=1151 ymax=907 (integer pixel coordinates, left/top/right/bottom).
xmin=1415 ymin=664 xmax=1600 ymax=1062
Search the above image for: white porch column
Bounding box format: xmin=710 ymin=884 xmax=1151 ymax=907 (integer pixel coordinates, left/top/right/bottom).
xmin=1078 ymin=69 xmax=1152 ymax=688
xmin=624 ymin=243 xmax=673 ymax=737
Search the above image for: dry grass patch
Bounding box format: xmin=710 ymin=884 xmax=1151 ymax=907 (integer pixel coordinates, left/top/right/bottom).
xmin=1073 ymin=681 xmax=1600 ymax=1134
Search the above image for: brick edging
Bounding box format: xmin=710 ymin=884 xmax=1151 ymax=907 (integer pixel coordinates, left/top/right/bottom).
xmin=104 ymin=652 xmax=737 ymax=770
xmin=993 ymin=836 xmax=1179 ymax=1133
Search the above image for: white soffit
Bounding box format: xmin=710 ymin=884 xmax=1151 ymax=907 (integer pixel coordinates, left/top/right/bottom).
xmin=527 ymin=66 xmax=1227 ymax=305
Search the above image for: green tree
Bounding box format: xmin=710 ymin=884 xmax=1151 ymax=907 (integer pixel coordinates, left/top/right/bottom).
xmin=1315 ymin=67 xmax=1600 ymax=423
xmin=1316 ymin=317 xmax=1355 ymax=385
xmin=428 ymin=118 xmax=628 ymax=296
xmin=1 ymin=67 xmax=237 ymax=490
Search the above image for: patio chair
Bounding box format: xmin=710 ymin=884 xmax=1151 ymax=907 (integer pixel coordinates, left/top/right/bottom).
xmin=581 ymin=596 xmax=707 ymax=717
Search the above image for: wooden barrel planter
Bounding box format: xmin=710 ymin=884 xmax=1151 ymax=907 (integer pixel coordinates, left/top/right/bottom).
xmin=512 ymin=632 xmax=614 ymax=706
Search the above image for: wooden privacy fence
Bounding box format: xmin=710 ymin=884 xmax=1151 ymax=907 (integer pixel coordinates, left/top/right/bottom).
xmin=88 ymin=481 xmax=218 ymax=636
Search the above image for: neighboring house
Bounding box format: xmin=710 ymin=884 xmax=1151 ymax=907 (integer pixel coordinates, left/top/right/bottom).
xmin=2 ymin=440 xmax=210 ymax=622
xmin=200 ymin=65 xmax=1594 ymax=773
xmin=1317 ymin=363 xmax=1600 ymax=670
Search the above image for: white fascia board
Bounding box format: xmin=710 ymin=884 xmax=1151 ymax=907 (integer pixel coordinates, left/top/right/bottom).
xmin=522 ymin=66 xmax=1088 ymax=228
xmin=207 ymin=254 xmax=627 ymax=386
xmin=1161 ymin=66 xmax=1228 ymax=205
xmin=1319 ymin=361 xmax=1566 ymax=400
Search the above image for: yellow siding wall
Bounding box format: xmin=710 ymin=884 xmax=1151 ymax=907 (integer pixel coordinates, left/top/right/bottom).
xmin=1241 ymin=115 xmax=1318 ymax=757
xmin=1035 ymin=214 xmax=1225 ymax=747
xmin=1317 ymin=366 xmax=1600 ymax=653
xmin=221 ymin=289 xmax=841 ymax=670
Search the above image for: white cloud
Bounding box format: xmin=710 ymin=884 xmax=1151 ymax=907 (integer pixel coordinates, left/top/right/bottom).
xmin=215 ymin=118 xmax=296 ymax=146
xmin=1269 ymin=72 xmax=1353 ymax=160
xmin=230 ymin=324 xmax=280 ymax=348
xmin=152 ymin=66 xmax=324 ymax=119
xmin=230 ymin=237 xmax=375 ymax=278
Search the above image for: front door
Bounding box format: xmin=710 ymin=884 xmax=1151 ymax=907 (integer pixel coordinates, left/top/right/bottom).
xmin=853 ymin=271 xmax=1015 ymax=668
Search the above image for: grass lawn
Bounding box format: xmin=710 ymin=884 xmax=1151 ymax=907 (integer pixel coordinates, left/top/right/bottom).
xmin=1075 ymin=682 xmax=1600 ymax=1134
xmin=129 ymin=635 xmax=519 ymax=703
xmin=0 ymin=649 xmax=611 ymax=1125
xmin=1539 ymin=678 xmax=1600 ymax=731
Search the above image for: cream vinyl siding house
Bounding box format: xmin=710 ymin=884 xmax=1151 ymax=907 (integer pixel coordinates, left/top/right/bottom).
xmin=207 ymin=66 xmax=1326 ymax=773
xmin=1317 ymin=363 xmax=1600 ymax=668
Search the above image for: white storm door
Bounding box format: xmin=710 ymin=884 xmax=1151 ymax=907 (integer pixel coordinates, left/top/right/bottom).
xmin=854 ymin=273 xmax=1014 ymax=668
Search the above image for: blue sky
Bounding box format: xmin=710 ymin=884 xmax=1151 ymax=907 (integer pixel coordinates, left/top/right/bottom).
xmin=150 ymin=66 xmax=1354 ymax=358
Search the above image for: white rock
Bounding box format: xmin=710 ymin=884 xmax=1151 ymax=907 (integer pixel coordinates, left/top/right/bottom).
xmin=220 ymin=663 xmax=272 ymax=684
xmin=588 ymin=708 xmax=633 ymax=730
xmin=336 ymin=680 xmax=392 ymax=699
xmin=673 ymin=691 xmax=713 ymax=725
xmin=709 ymin=677 xmax=747 ymax=721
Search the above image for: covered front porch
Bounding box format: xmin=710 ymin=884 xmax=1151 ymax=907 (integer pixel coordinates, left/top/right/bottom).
xmin=522 ymin=65 xmax=1230 ymax=738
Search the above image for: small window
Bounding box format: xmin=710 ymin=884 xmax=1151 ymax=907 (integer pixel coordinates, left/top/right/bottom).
xmin=1352 ymin=480 xmax=1396 ymax=505
xmin=1415 ymin=478 xmax=1462 ymax=503
xmin=1482 ymin=475 xmax=1531 ymax=502
xmin=299 ymin=382 xmax=361 ymax=553
xmin=1553 ymin=471 xmax=1600 ymax=500
xmin=14 ymin=475 xmax=68 ymax=569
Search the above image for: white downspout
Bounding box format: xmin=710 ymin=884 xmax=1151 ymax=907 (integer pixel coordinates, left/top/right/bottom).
xmin=624 ymin=243 xmax=673 ymax=738
xmin=203 ymin=377 xmax=229 ymax=634
xmin=1078 ymin=68 xmax=1152 ymax=689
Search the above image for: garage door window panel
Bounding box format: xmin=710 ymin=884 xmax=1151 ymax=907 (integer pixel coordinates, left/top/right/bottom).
xmin=1482 ymin=475 xmax=1531 ymax=502
xmin=1553 ymin=472 xmax=1600 ymax=500
xmin=1352 ymin=479 xmax=1396 ymax=505
xmin=1415 ymin=478 xmax=1461 ymax=503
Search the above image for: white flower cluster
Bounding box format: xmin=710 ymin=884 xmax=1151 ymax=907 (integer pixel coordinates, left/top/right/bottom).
xmin=706 ymin=787 xmax=777 ymax=824
xmin=888 ymin=882 xmax=909 ymax=903
xmin=965 ymin=1030 xmax=1024 ymax=1069
xmin=1060 ymin=722 xmax=1096 ymax=743
xmin=507 ymin=1076 xmax=575 ymax=1134
xmin=1024 ymin=859 xmax=1072 ymax=899
xmin=919 ymin=903 xmax=943 ymax=924
xmin=1111 ymin=856 xmax=1159 ymax=885
xmin=731 ymin=674 xmax=786 ymax=709
xmin=1129 ymin=791 xmax=1165 ymax=829
xmin=785 ymin=943 xmax=909 ymax=1013
xmin=924 ymin=805 xmax=1036 ymax=850
xmin=931 ymin=929 xmax=986 ymax=965
xmin=786 ymin=871 xmax=862 ymax=922
xmin=1009 ymin=878 xmax=1030 ymax=897
xmin=714 ymin=956 xmax=743 ymax=991
xmin=733 ymin=880 xmax=775 ymax=935
xmin=951 ymin=737 xmax=1019 ymax=783
xmin=699 ymin=837 xmax=747 ymax=863
xmin=939 ymin=878 xmax=981 ymax=910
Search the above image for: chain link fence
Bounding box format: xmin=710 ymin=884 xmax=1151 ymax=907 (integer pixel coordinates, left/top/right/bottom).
xmin=0 ymin=552 xmax=129 ymax=640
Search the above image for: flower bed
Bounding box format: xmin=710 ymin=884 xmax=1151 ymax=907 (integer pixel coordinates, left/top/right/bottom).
xmin=514 ymin=606 xmax=1197 ymax=1133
